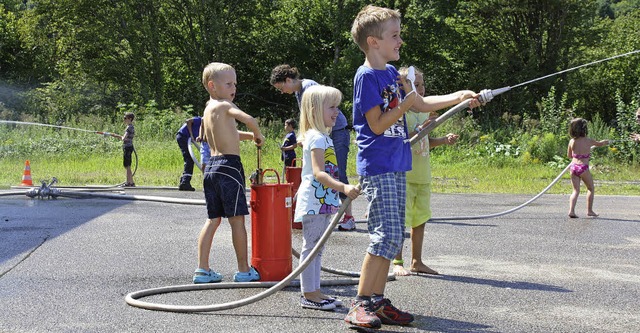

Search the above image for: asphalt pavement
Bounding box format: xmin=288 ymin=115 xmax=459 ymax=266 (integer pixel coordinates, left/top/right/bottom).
xmin=1 ymin=188 xmax=639 ymax=333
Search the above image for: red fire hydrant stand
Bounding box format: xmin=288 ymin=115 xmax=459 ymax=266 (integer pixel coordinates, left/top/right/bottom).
xmin=250 ymin=168 xmax=293 ymax=281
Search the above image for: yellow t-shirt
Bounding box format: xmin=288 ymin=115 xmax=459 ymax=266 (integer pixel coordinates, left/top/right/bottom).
xmin=406 ymin=111 xmax=431 ymax=184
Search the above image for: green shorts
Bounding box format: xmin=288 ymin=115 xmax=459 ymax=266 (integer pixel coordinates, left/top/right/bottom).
xmin=405 ymin=182 xmax=431 ymax=228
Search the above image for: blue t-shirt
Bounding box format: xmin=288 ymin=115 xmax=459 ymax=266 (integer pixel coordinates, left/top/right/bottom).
xmin=295 ymin=79 xmax=348 ymax=131
xmin=177 ymin=117 xmax=202 ymax=138
xmin=352 ymin=64 xmax=411 ymax=176
xmin=282 ymin=131 xmax=297 ymax=161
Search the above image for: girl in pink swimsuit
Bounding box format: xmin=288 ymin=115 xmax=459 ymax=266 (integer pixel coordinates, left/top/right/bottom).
xmin=566 ymin=118 xmax=609 ymax=218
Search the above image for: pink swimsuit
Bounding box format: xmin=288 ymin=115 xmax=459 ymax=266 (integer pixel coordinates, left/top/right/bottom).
xmin=570 ymin=153 xmax=590 ymax=177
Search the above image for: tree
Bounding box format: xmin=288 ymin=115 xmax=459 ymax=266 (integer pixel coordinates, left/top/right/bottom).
xmin=447 ymin=0 xmax=598 ymax=127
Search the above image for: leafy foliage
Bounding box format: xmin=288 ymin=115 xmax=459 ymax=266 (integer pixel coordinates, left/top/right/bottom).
xmin=0 ymin=0 xmax=639 ymax=164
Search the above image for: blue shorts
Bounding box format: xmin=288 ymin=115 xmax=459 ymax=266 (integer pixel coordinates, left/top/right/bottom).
xmin=361 ymin=172 xmax=406 ymax=260
xmin=203 ymin=155 xmax=249 ymax=219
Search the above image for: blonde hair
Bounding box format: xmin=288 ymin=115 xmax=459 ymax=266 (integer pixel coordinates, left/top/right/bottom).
xmin=299 ymin=85 xmax=342 ymax=141
xmin=202 ymin=62 xmax=234 ymax=90
xmin=351 ymin=5 xmax=401 ymax=52
xmin=398 ymin=66 xmax=424 ymax=80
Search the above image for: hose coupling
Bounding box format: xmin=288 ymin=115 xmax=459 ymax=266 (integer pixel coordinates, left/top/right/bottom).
xmin=478 ymin=86 xmax=511 ymax=105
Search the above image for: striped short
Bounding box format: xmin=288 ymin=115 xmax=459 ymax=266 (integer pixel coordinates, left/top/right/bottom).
xmin=361 ymin=172 xmax=406 ymax=260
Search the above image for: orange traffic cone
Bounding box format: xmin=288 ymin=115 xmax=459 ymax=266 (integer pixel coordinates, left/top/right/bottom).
xmin=20 ymin=160 xmax=33 ymax=186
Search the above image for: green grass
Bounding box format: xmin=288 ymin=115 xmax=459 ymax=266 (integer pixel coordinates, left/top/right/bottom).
xmin=2 ymin=121 xmax=640 ymax=195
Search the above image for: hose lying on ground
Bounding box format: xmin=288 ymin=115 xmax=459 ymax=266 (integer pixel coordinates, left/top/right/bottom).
xmin=125 ymin=185 xmax=399 ymax=313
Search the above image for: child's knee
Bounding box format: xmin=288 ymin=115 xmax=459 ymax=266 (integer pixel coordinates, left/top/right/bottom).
xmin=206 ymin=217 xmax=222 ymax=228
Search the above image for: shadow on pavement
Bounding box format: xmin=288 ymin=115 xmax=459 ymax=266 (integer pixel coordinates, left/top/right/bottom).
xmin=428 ymin=274 xmax=572 ymax=293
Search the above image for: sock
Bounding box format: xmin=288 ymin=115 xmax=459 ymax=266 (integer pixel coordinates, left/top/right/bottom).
xmin=355 ymin=295 xmax=371 ymax=303
xmin=371 ymin=294 xmax=384 ymax=303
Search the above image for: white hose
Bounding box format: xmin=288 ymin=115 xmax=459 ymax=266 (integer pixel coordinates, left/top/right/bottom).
xmin=187 ymin=137 xmax=202 ymax=171
xmin=408 ymin=99 xmax=472 ymax=145
xmin=125 ymin=279 xmax=361 ymax=312
xmin=57 ymin=191 xmax=206 ymax=205
xmin=430 ymin=164 xmax=570 ymax=221
xmin=124 ymin=187 xmax=394 ymax=312
xmin=0 ymin=191 xmax=28 ymax=197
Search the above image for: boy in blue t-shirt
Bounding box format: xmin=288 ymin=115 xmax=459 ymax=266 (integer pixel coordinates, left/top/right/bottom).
xmin=346 ymin=5 xmax=480 ymax=329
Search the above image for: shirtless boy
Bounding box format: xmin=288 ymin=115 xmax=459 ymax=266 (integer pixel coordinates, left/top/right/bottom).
xmin=193 ymin=62 xmax=266 ymax=283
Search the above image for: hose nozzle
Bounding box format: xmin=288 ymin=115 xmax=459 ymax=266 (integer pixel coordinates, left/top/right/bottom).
xmin=478 ymin=86 xmax=511 ymax=105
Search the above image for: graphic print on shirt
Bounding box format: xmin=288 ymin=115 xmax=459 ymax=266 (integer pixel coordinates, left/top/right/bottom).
xmin=381 ymin=84 xmax=406 ymax=139
xmin=310 ymin=146 xmax=340 ymax=214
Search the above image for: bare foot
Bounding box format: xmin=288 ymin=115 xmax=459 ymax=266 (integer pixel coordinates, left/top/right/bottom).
xmin=568 ymin=213 xmax=578 ymax=218
xmin=411 ymin=263 xmax=439 ymax=275
xmin=393 ymin=264 xmax=411 ymax=276
xmin=587 ymin=211 xmax=599 ymax=217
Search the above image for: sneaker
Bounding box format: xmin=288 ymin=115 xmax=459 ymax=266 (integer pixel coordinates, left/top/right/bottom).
xmin=344 ymin=300 xmax=381 ymax=329
xmin=178 ymin=183 xmax=196 ymax=191
xmin=233 ymin=266 xmax=260 ymax=282
xmin=373 ymin=298 xmax=414 ymax=325
xmin=193 ymin=268 xmax=222 ymax=284
xmin=325 ymin=296 xmax=343 ymax=307
xmin=337 ymin=215 xmax=356 ymax=231
xmin=300 ymin=296 xmax=336 ymax=311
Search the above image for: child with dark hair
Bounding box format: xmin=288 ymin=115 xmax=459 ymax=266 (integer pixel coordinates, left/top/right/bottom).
xmin=270 ymin=64 xmax=357 ymax=231
xmin=567 ymin=118 xmax=609 ymax=218
xmin=118 ymin=112 xmax=135 ymax=187
xmin=281 ymin=118 xmax=298 ymax=167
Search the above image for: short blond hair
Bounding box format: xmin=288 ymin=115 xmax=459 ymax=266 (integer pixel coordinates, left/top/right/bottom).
xmin=299 ymin=85 xmax=343 ymax=140
xmin=202 ymin=62 xmax=234 ymax=90
xmin=351 ymin=5 xmax=401 ymax=52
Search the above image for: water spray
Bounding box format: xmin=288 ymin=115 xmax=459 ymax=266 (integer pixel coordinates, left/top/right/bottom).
xmin=0 ymin=120 xmax=115 ymax=136
xmin=1 ymin=120 xmax=139 ymax=186
xmin=408 ymin=49 xmax=640 ymax=144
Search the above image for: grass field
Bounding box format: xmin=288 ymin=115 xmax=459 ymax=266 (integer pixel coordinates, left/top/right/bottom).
xmin=2 ymin=126 xmax=639 ymax=196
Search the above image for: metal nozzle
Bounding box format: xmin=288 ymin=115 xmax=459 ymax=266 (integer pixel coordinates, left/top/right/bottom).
xmin=478 ymin=86 xmax=511 ymax=105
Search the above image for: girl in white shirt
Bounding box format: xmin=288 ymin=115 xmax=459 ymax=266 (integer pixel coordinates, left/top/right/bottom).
xmin=295 ymin=85 xmax=360 ymax=310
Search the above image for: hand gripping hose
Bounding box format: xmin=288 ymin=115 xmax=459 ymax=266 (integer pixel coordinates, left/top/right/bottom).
xmin=407 ymin=86 xmax=511 ymax=145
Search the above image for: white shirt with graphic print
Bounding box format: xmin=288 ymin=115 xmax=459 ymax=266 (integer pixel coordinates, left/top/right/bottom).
xmin=294 ymin=129 xmax=341 ymax=222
